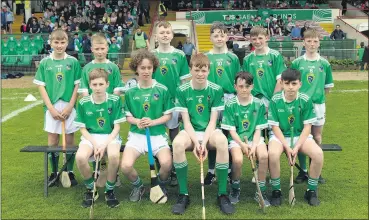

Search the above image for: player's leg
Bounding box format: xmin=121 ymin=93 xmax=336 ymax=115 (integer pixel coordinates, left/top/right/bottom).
xmin=311 ymin=103 xmax=326 ymax=183
xmin=47 ymin=133 xmax=60 ymax=187
xmin=268 ymin=136 xmax=284 ymax=206
xmin=254 ymin=141 xmax=271 ymax=206
xmin=65 ymin=105 xmax=79 ymax=186
xmin=75 ymin=143 xmax=96 ymax=208
xmin=208 ymin=130 xmax=235 ymax=214
xmin=172 ymin=130 xmax=194 ymax=215
xmin=166 ymin=111 xmax=180 ymax=186
xmin=105 ymin=140 xmax=121 ymax=208
xmin=152 ymin=134 xmax=172 ymax=188
xmin=228 ymin=141 xmax=243 ymax=204
xmin=299 ymin=138 xmax=324 ymax=206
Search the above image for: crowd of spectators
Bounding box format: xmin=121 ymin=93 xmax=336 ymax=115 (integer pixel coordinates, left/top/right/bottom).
xmin=349 ymin=0 xmax=369 ymax=15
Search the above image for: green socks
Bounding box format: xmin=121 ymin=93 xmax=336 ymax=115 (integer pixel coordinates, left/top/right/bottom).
xmin=174 ymin=161 xmax=188 ymax=195
xmin=307 ymin=176 xmax=319 ymax=191
xmin=48 ymin=152 xmax=59 ymax=173
xmin=298 ymin=153 xmax=308 ymax=172
xmin=231 ymin=179 xmax=240 ymax=190
xmin=271 ymin=177 xmax=281 ymax=191
xmin=216 ymin=162 xmax=229 ymax=195
xmin=105 ymin=180 xmax=115 ymax=193
xmin=258 ymin=181 xmax=266 ymax=192
xmin=84 ymin=176 xmax=94 ymax=190
xmin=66 ymin=153 xmax=75 ymax=172
xmin=131 ymin=176 xmax=143 ymax=188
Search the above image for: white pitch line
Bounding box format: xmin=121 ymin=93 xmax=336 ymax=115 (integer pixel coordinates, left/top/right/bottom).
xmin=332 ymin=89 xmax=368 ymax=93
xmin=1 ymin=100 xmax=43 ymax=123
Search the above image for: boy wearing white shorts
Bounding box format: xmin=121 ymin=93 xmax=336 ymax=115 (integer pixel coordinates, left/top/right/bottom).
xmin=120 ymin=49 xmax=174 ymax=203
xmin=33 ymin=29 xmax=81 ymax=187
xmin=221 ymin=71 xmax=269 ymax=206
xmin=74 ymin=68 xmax=125 ymax=208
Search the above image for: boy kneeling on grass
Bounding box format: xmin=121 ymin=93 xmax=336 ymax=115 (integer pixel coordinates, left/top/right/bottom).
xmin=74 ymin=68 xmax=126 ymax=208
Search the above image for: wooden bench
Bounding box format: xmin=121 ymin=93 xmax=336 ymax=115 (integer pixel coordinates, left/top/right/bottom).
xmin=20 ymin=144 xmax=341 ymax=197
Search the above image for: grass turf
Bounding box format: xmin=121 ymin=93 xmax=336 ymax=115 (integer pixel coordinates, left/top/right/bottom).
xmin=1 ymin=81 xmax=368 ymax=219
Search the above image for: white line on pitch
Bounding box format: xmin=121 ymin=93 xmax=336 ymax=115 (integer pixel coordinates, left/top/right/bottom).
xmin=1 ymin=100 xmax=43 ymax=123
xmin=332 ymin=89 xmax=368 ymax=93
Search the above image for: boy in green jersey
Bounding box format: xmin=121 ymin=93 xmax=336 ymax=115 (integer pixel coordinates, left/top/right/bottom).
xmin=221 ymin=71 xmax=270 ymax=206
xmin=152 ymin=21 xmax=191 ymax=186
xmin=78 ymin=33 xmax=124 ymax=96
xmin=33 ymin=29 xmax=82 ymax=187
xmin=204 ymin=22 xmax=241 ymax=185
xmin=171 ymin=53 xmax=235 ymax=215
xmin=120 ymin=49 xmax=174 ymax=203
xmin=74 ymin=68 xmax=125 ymax=208
xmin=268 ymin=68 xmax=324 ymax=206
xmin=291 ymin=29 xmax=334 ymax=184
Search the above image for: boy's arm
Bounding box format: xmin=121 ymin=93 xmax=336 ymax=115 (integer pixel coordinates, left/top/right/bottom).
xmin=61 ymin=84 xmax=79 ymax=119
xmin=324 ymin=62 xmax=334 ymax=95
xmin=293 ymin=123 xmax=311 ymax=151
xmin=179 ymin=53 xmax=191 ymax=84
xmin=181 ymin=111 xmax=200 ymax=145
xmin=113 ymin=65 xmax=125 ymax=95
xmin=38 ymin=86 xmax=63 ymax=120
xmin=78 ymin=66 xmax=89 ymax=96
xmin=80 ymin=127 xmax=99 ymax=148
xmin=274 ymin=54 xmax=286 ymax=94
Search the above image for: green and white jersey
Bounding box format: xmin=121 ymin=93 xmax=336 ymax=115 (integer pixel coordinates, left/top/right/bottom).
xmin=74 ymin=93 xmax=126 ymax=134
xmin=124 ymin=80 xmax=174 ymax=136
xmin=33 ymin=53 xmax=82 ymax=111
xmin=78 ymin=60 xmax=125 ymax=95
xmin=152 ymin=46 xmax=191 ymax=98
xmin=291 ymin=54 xmax=334 ymax=104
xmin=221 ymin=96 xmax=268 ymax=141
xmin=268 ymin=91 xmax=316 ymax=137
xmin=175 ymin=80 xmax=224 ymax=132
xmin=243 ymin=48 xmax=286 ymax=101
xmin=205 ymin=51 xmax=241 ymax=94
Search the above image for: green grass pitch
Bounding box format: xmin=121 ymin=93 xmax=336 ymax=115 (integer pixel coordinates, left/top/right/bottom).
xmin=1 ymin=81 xmax=368 ymax=219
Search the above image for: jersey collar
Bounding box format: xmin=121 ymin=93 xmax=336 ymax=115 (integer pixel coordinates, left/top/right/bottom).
xmin=90 ymin=92 xmax=108 ymax=104
xmin=190 ymin=80 xmax=208 ymax=90
xmin=236 ymin=95 xmax=254 ymax=106
xmin=253 ymin=47 xmax=270 ymax=56
xmin=156 ymin=46 xmax=175 ymax=53
xmin=282 ymin=91 xmax=299 ymax=103
xmin=92 ymin=59 xmax=110 ymax=64
xmin=303 ymin=54 xmax=321 ymax=61
xmin=137 ymin=79 xmax=157 ymax=89
xmin=50 ymin=52 xmax=68 ymax=60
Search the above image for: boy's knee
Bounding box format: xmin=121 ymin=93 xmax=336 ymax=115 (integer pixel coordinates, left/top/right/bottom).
xmin=76 ymin=151 xmax=89 ymax=164
xmin=231 ymin=154 xmax=243 ymax=167
xmin=108 ymin=154 xmax=120 ymax=165
xmin=312 ymin=147 xmax=324 ymax=162
xmin=121 ymin=160 xmax=134 ymax=173
xmin=48 ymin=134 xmax=59 ymax=146
xmin=258 ymin=151 xmax=268 ymax=162
xmin=172 ymin=136 xmax=186 ymax=154
xmin=214 ymin=134 xmax=228 ymax=150
xmin=159 ymin=156 xmax=172 ymax=171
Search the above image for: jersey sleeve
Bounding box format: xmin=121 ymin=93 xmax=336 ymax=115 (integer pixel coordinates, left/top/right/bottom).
xmin=268 ymin=99 xmax=279 ymax=126
xmin=302 ymin=98 xmax=317 ymax=124
xmin=163 ymin=89 xmax=175 ymax=115
xmin=175 ymin=88 xmax=187 ymax=112
xmin=123 ymin=91 xmax=133 ymax=117
xmin=220 ymin=104 xmax=235 ymax=130
xmin=74 ymin=60 xmax=82 ymax=85
xmin=211 ymin=88 xmax=224 ymax=111
xmin=78 ymin=66 xmax=89 ymax=94
xmin=33 ymin=60 xmax=46 ymax=86
xmin=113 ymin=98 xmax=126 ymax=124
xmin=256 ymin=103 xmax=268 ymax=130
xmin=112 ymin=65 xmax=125 ymax=93
xmin=179 ymin=54 xmax=191 ymax=80
xmin=324 ymin=61 xmax=334 ymax=88
xmin=275 ymin=54 xmax=287 ymax=80
xmin=73 ymin=101 xmax=85 ymax=128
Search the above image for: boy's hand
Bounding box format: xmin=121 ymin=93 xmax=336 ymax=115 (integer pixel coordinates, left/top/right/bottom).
xmin=49 ymin=107 xmax=63 ymax=120
xmin=240 ymin=142 xmax=250 ymax=156
xmin=291 ymin=147 xmax=299 ymax=165
xmin=61 ymin=104 xmax=73 ymax=120
xmin=285 ymin=147 xmax=294 ymax=166
xmin=140 ymin=117 xmax=154 ymax=127
xmin=193 ymin=142 xmax=207 ymax=162
xmin=94 ymin=144 xmax=107 ymax=160
xmin=248 ymin=146 xmax=257 ymax=160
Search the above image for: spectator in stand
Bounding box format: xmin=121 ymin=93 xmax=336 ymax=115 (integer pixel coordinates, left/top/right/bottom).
xmin=291 ymin=0 xmax=302 ymax=8
xmin=116 ymin=12 xmax=125 ymax=26
xmin=20 ymin=21 xmax=27 ymax=33
xmin=284 ymin=15 xmax=295 ymax=35
xmin=242 ymin=20 xmax=252 ymax=36
xmin=330 ymin=25 xmax=346 ymax=40
xmin=341 ymin=0 xmax=348 ymax=15
xmin=363 ymin=45 xmax=369 ymax=70
xmin=301 ymin=21 xmax=309 ymax=38
xmin=304 ymin=2 xmax=310 ymax=8
xmin=290 ymin=23 xmax=302 ymax=38
xmin=102 ymin=13 xmax=111 ymax=24
xmin=110 ymin=12 xmax=118 ymax=25
xmin=357 ymin=42 xmax=365 ymax=70
xmin=277 ymin=15 xmax=284 ymax=32
xmin=178 ymin=0 xmax=185 ymax=9
xmin=186 ymin=0 xmax=192 ymax=9
xmin=79 ymin=17 xmax=90 ymax=32
xmin=183 ymin=37 xmax=196 ymax=65
xmin=234 ymin=15 xmax=243 ymax=32
xmin=30 ymin=19 xmax=40 ymax=33
xmin=241 ymin=1 xmax=248 ymax=9
xmin=215 ymin=0 xmax=222 ymax=8
xmin=224 ymin=15 xmax=233 ymax=31
xmin=5 ymin=6 xmax=13 ymax=34
xmin=132 ymin=28 xmax=149 ymax=50
xmin=177 ymin=41 xmax=183 ymax=50
xmin=311 ymin=3 xmax=319 ymax=8
xmin=270 ymin=18 xmax=282 ymax=36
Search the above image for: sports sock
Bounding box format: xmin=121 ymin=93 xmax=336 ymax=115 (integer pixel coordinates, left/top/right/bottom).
xmin=208 ymin=150 xmax=216 ymax=171
xmin=231 ymin=179 xmax=240 ymax=190
xmin=131 ymin=176 xmax=143 ymax=188
xmin=208 ymin=169 xmax=215 ymax=174
xmin=271 ymin=177 xmax=281 ymax=191
xmin=48 ymin=152 xmax=59 ymax=173
xmin=105 ymin=180 xmax=115 ymax=193
xmin=174 ymin=161 xmax=188 ymax=195
xmin=259 ymin=181 xmax=266 ymax=192
xmin=307 ymin=176 xmax=319 ymax=191
xmin=66 ymin=152 xmax=75 ymax=172
xmin=298 ymin=153 xmax=308 ymax=172
xmin=216 ymin=162 xmax=229 ymax=195
xmin=84 ymin=176 xmax=94 ymax=190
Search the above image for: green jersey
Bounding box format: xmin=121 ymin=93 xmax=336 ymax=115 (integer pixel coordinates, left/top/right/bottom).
xmin=175 ymin=80 xmax=224 ymax=132
xmin=221 ymin=96 xmax=268 ymax=141
xmin=205 ymin=51 xmax=241 ymax=94
xmin=74 ymin=94 xmax=126 ymax=134
xmin=79 ymin=60 xmax=124 ymax=95
xmin=243 ymin=48 xmax=286 ymax=100
xmin=152 ymin=46 xmax=191 ymax=99
xmin=291 ymin=55 xmax=334 ymax=104
xmin=124 ymin=80 xmax=174 ymax=136
xmin=33 ymin=53 xmax=82 ymax=111
xmin=268 ymin=91 xmax=316 ymax=137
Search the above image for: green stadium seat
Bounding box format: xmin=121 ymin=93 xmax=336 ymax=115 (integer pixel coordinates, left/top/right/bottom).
xmin=108 ymin=44 xmax=120 ymax=61
xmin=33 ymin=35 xmax=45 ymax=53
xmin=29 ymin=42 xmax=39 ymax=55
xmin=6 ymin=36 xmax=17 ymax=50
xmin=78 ymin=52 xmax=87 ymax=66
xmin=281 ymin=41 xmax=296 ymax=60
xmin=18 ymin=47 xmax=32 ymax=66
xmin=16 ymin=43 xmax=24 ymax=54
xmin=1 ymin=44 xmax=9 ymax=62
xmin=20 ymin=34 xmax=32 ymax=48
xmin=268 ymin=41 xmax=280 ymax=50
xmin=3 ymin=48 xmax=18 ymax=66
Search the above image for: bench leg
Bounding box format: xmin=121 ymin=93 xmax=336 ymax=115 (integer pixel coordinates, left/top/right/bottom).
xmin=44 ymin=152 xmax=48 ymax=197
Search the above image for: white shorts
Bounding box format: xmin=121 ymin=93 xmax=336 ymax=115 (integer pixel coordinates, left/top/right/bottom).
xmin=44 ymin=100 xmax=78 ymax=134
xmin=312 ymin=103 xmax=325 ymax=126
xmin=228 ymin=137 xmax=265 ymax=150
xmin=269 ymin=134 xmax=313 ymax=148
xmin=180 ymin=129 xmax=221 ymax=144
xmin=166 ymin=110 xmax=179 ymax=129
xmin=125 ymin=132 xmax=170 ymax=156
xmin=80 ymin=134 xmax=122 ymax=162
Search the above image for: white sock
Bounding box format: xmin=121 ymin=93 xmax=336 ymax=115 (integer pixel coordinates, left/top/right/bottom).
xmin=208 ymin=169 xmax=215 ymax=174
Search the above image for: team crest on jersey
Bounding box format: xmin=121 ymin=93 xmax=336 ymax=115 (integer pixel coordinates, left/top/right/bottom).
xmin=196 ymin=103 xmax=205 ymax=114
xmin=108 ymin=108 xmax=112 ymax=115
xmin=160 ymin=66 xmax=168 ymax=75
xmin=56 ymin=72 xmax=64 ymax=82
xmin=288 ymin=115 xmax=295 ymax=125
xmin=307 ymin=73 xmax=315 ymax=84
xmin=242 ymin=119 xmax=250 ymax=129
xmin=216 ymin=66 xmax=224 ymax=77
xmin=268 ymin=60 xmax=273 ymax=66
xmin=172 ymin=58 xmax=177 ymax=64
xmin=143 ymin=102 xmax=150 ymax=112
xmin=66 ymin=65 xmax=71 ymax=70
xmin=257 ymin=68 xmax=264 ymax=78
xmin=97 ymin=117 xmax=106 ymax=128
xmin=153 ymin=93 xmax=160 ymax=100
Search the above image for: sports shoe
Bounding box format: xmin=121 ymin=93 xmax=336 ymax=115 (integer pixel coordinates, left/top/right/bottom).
xmin=304 ymin=190 xmax=320 ymax=206
xmin=229 ymin=188 xmax=241 ymax=204
xmin=129 ymin=185 xmax=145 ymax=202
xmin=217 ymin=194 xmax=235 ymax=214
xmin=48 ymin=173 xmax=59 ymax=187
xmin=254 ymin=191 xmax=271 ymax=207
xmin=82 ymin=189 xmax=99 ymax=208
xmin=172 ymin=194 xmax=190 ymax=215
xmin=318 ymin=175 xmax=326 ymax=184
xmin=68 ymin=172 xmax=78 ymax=186
xmin=115 ymin=174 xmax=121 ymax=187
xmin=270 ymin=190 xmax=282 ymax=206
xmin=204 ymin=172 xmax=216 ymax=185
xmin=105 ymin=190 xmax=120 ymax=208
xmin=170 ymin=171 xmax=178 ymax=187
xmin=295 ymin=171 xmax=308 ymax=184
